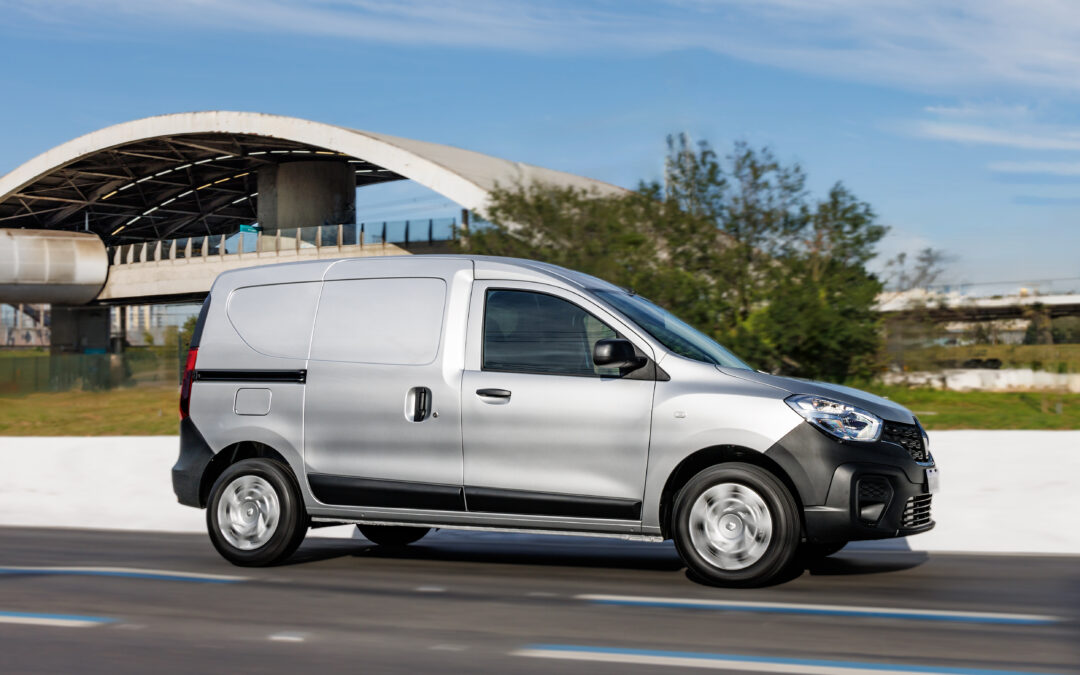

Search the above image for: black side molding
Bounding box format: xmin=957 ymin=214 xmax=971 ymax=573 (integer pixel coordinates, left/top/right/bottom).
xmin=309 ymin=474 xmax=466 ymax=511
xmin=306 ymin=475 xmax=641 ymax=520
xmin=465 ymin=486 xmax=641 ymax=520
xmin=195 ymin=369 xmax=307 ymax=384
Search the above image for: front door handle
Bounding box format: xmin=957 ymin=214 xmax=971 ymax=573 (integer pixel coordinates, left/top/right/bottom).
xmin=476 ymin=388 xmax=511 ymax=399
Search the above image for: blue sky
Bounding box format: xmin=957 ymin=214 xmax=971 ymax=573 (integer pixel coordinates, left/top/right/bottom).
xmin=1 ymin=0 xmax=1078 ymax=294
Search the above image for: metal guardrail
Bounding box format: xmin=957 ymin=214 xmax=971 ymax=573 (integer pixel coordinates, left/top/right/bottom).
xmin=108 ymin=218 xmax=458 ymax=266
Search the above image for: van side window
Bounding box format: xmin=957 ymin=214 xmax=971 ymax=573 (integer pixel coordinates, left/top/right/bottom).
xmin=483 ymin=290 xmax=620 ymax=377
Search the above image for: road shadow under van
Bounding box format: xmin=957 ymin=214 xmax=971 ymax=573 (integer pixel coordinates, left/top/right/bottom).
xmin=803 ymin=551 xmax=929 ymax=577
xmin=286 ymin=529 xmax=928 ymax=581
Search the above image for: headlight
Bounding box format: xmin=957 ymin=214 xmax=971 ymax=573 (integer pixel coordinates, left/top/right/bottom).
xmin=786 ymin=394 xmax=882 ymax=442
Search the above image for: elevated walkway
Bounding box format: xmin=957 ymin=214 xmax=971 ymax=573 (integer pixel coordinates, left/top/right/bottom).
xmin=99 ymin=221 xmax=456 ymax=303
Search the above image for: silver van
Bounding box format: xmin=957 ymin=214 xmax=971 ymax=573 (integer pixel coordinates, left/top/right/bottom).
xmin=173 ymin=255 xmax=938 ymax=586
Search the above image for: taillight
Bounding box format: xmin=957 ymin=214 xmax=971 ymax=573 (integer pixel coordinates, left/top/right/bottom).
xmin=179 ymin=347 xmax=198 ymax=419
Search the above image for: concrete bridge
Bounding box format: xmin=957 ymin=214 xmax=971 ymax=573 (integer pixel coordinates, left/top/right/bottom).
xmin=0 ymin=111 xmax=623 ymax=352
xmin=99 ymin=222 xmax=456 ymax=304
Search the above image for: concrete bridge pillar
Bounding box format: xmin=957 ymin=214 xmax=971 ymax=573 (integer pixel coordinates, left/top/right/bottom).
xmin=49 ymin=305 xmax=110 ymax=354
xmin=257 ymin=161 xmax=356 ymax=231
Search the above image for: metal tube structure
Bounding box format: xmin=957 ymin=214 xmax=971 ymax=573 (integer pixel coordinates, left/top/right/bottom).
xmin=0 ymin=229 xmax=107 ymax=304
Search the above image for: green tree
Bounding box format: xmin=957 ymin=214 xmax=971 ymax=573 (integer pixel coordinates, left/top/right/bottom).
xmin=461 ymin=135 xmax=888 ymax=382
xmin=179 ymin=314 xmax=199 ymax=350
xmin=1023 ymin=307 xmax=1054 ymax=345
xmin=1052 ymin=316 xmax=1080 ymax=344
xmin=745 ymin=185 xmax=886 ymax=379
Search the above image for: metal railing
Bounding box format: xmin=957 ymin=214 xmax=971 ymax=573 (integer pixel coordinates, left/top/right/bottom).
xmin=108 ymin=217 xmax=458 ymax=266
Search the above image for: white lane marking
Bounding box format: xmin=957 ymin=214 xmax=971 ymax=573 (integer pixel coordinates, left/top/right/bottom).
xmin=0 ymin=613 xmax=112 ymax=628
xmin=0 ymin=566 xmax=247 ymax=582
xmin=415 ymin=586 xmax=445 ymax=593
xmin=513 ymin=647 xmax=1054 ymax=675
xmin=269 ymin=632 xmax=307 ymax=642
xmin=576 ymin=594 xmax=1059 ymax=624
xmin=527 ymin=591 xmax=557 ymax=597
xmin=429 ymin=644 xmax=467 ymax=651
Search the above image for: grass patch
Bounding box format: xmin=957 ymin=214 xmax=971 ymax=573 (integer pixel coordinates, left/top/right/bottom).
xmin=0 ymin=383 xmax=1076 ymax=435
xmin=863 ymin=385 xmax=1080 ymax=430
xmin=0 ymin=348 xmax=46 ymax=358
xmin=0 ymin=386 xmax=178 ymax=436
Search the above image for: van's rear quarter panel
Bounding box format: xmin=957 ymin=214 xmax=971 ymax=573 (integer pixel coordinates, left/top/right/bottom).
xmin=188 ymin=380 xmax=309 ymax=495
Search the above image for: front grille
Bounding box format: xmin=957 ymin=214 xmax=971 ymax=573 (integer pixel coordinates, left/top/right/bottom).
xmin=902 ymin=494 xmax=933 ymax=528
xmin=882 ymin=422 xmax=928 ymax=462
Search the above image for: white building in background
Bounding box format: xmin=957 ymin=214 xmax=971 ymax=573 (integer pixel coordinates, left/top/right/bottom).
xmin=109 ymin=304 xmax=200 ymax=346
xmin=1 ymin=303 xmax=49 ymax=348
xmin=112 ymin=305 xmax=166 ymax=333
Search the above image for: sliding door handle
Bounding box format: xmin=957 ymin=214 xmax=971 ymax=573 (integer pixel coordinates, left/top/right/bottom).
xmin=408 ymin=386 xmax=432 ymax=421
xmin=476 ymin=388 xmax=511 ymax=399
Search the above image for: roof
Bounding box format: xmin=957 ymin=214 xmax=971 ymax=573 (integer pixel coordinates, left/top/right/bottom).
xmin=210 ymin=254 xmax=618 ymax=295
xmin=0 ymin=111 xmax=625 ymax=246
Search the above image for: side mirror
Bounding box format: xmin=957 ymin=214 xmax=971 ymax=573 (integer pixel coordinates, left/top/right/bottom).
xmin=593 ymin=338 xmax=644 ymax=369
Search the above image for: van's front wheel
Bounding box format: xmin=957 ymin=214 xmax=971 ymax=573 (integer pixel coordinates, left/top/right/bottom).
xmin=672 ymin=463 xmax=801 ymax=587
xmin=207 ymin=458 xmax=308 ymax=566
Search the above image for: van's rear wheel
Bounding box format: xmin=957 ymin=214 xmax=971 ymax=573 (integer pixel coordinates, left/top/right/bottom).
xmin=207 ymin=458 xmax=308 ymax=567
xmin=672 ymin=463 xmax=800 ymax=587
xmin=357 ymin=525 xmax=430 ymax=547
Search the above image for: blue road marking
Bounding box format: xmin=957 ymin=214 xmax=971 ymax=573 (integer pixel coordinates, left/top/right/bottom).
xmin=518 ymin=645 xmax=1065 ymax=675
xmin=576 ymin=594 xmax=1058 ymax=625
xmin=0 ymin=567 xmax=244 ymax=584
xmin=0 ymin=610 xmax=116 ymax=625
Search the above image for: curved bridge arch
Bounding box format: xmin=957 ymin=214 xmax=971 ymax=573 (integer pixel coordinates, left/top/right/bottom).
xmin=0 ymin=111 xmax=622 ymax=243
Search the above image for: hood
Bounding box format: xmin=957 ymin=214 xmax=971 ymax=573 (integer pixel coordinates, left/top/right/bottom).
xmin=718 ymin=368 xmax=916 ymax=424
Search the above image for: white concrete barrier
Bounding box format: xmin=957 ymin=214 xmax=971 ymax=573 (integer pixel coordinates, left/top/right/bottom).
xmin=882 ymin=368 xmax=1080 ymax=393
xmin=0 ymin=432 xmax=1077 ymax=554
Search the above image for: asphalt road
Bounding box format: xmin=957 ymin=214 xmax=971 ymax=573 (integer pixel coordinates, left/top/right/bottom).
xmin=0 ymin=526 xmax=1077 ymax=674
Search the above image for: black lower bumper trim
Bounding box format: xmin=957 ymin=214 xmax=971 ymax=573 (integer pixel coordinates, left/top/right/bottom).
xmin=803 ymin=462 xmax=935 ymax=543
xmin=171 ymin=417 xmax=215 ymax=508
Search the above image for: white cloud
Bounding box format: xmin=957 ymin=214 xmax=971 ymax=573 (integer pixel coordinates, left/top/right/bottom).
xmin=914 ymin=121 xmax=1080 ymax=151
xmin=922 ymin=103 xmax=1031 ymax=119
xmin=6 ymin=0 xmax=1080 ymax=95
xmin=988 ymin=161 xmax=1080 ymax=176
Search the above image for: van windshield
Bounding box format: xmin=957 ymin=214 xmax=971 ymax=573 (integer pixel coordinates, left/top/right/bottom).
xmin=594 ymin=290 xmax=750 ymax=369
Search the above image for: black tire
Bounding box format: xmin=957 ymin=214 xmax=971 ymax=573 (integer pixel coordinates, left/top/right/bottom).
xmin=672 ymin=463 xmax=801 ymax=587
xmin=206 ymin=458 xmax=308 ymax=567
xmin=357 ymin=525 xmax=430 ymax=547
xmin=800 ymin=541 xmax=847 ymax=560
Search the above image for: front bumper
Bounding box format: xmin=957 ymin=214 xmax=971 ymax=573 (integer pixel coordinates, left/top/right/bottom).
xmin=764 ymin=421 xmax=936 ymax=544
xmin=803 ymin=463 xmax=935 ymax=543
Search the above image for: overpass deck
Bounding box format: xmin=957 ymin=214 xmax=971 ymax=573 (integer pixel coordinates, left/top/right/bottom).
xmin=99 ymin=222 xmax=456 ymax=303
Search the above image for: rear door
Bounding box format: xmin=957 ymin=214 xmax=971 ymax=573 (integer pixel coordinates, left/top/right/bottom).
xmin=460 ymin=281 xmax=656 ymax=521
xmin=303 ymin=258 xmax=472 ymax=512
